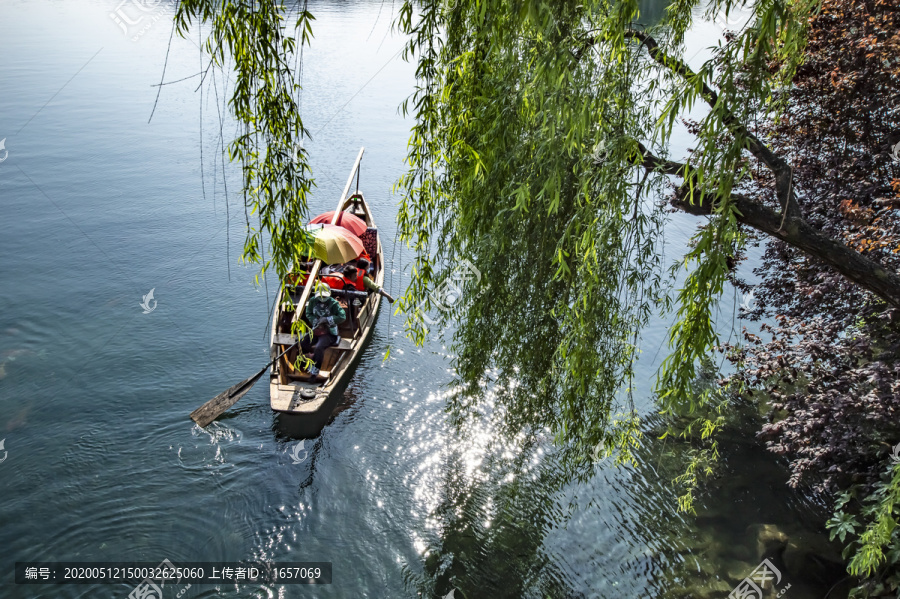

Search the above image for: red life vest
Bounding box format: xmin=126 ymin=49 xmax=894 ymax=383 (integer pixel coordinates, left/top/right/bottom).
xmin=358 ymin=251 xmax=375 ymax=278
xmin=344 ymin=272 xmax=366 ymax=291
xmin=321 ymin=275 xmax=354 ymax=291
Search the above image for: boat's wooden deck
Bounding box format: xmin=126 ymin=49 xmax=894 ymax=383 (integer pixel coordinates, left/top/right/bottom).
xmin=270 ymin=380 xmax=327 ymax=412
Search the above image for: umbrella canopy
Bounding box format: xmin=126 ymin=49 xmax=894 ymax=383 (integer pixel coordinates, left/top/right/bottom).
xmin=305 ymin=224 xmax=364 ymax=264
xmin=309 ymin=210 xmax=367 ymax=237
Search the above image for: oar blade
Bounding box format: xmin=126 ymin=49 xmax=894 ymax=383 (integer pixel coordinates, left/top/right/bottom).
xmin=190 ymin=368 xmax=266 ymax=428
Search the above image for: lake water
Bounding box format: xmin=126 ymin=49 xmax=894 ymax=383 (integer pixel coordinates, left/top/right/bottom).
xmin=0 ymin=1 xmax=848 ymax=597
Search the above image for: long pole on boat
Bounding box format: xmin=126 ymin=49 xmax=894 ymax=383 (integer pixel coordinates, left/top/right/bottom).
xmin=189 ymin=147 xmax=365 ymax=428
xmin=291 ymin=146 xmax=365 ymax=326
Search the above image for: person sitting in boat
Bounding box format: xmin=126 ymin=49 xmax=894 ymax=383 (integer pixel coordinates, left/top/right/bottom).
xmin=345 ymin=262 xmax=394 ymax=303
xmin=301 ymin=282 xmax=346 ymax=379
xmin=357 ymin=256 xmax=375 ymax=276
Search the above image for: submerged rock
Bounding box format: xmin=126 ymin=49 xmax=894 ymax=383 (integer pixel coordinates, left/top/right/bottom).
xmin=746 ymin=523 xmax=789 ymax=561
xmin=724 ymin=558 xmax=761 ymax=584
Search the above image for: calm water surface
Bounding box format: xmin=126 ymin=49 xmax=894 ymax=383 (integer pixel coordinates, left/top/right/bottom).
xmin=0 ymin=1 xmax=846 ymax=597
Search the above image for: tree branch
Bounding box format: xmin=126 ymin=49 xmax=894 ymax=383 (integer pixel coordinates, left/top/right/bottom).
xmin=629 ymin=29 xmax=802 ymax=220
xmin=633 ymin=141 xmax=688 ymax=176
xmin=671 ymin=190 xmax=900 ymax=307
xmin=582 ymin=29 xmax=801 ymax=219
xmin=582 ymin=31 xmax=900 ymax=306
xmin=630 ymin=141 xmax=900 ymax=306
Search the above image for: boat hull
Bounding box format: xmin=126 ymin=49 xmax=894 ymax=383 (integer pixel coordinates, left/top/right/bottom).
xmin=268 ymin=192 xmax=384 ymax=418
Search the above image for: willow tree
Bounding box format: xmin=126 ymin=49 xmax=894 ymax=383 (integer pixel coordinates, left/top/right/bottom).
xmin=393 ymin=0 xmax=900 ymax=509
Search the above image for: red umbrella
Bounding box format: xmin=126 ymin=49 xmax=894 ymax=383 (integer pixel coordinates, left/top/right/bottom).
xmin=310 ymin=210 xmax=367 ymax=237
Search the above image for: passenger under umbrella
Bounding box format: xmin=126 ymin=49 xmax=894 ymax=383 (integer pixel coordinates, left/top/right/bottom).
xmin=344 ymin=261 xmax=394 ymax=303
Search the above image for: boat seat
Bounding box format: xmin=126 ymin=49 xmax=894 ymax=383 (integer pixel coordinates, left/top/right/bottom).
xmin=321 ymin=338 xmax=353 ymax=371
xmin=273 ymin=333 xmax=296 ymax=346
xmin=338 ymin=319 xmax=355 ymax=336
xmin=329 ymin=338 xmax=353 ymax=351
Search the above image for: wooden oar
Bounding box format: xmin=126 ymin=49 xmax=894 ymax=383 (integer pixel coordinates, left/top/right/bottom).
xmin=191 ymin=343 xmax=299 ymax=427
xmin=190 ymin=342 xmax=299 ymax=427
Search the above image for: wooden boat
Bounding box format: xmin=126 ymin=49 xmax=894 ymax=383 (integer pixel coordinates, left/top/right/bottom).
xmin=268 ymin=149 xmax=384 ymax=416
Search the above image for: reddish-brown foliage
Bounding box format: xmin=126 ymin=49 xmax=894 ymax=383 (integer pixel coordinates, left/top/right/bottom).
xmin=727 ymin=0 xmax=900 ymax=493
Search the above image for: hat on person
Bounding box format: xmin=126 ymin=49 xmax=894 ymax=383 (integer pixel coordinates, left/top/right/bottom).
xmin=315 ymin=282 xmax=332 ymax=297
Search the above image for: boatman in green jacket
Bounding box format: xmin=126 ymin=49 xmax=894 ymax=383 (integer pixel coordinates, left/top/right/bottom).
xmin=301 ymin=282 xmax=346 ymax=379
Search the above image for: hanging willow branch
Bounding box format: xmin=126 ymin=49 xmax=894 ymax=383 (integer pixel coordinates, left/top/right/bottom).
xmin=174 ymin=0 xmax=317 ymax=283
